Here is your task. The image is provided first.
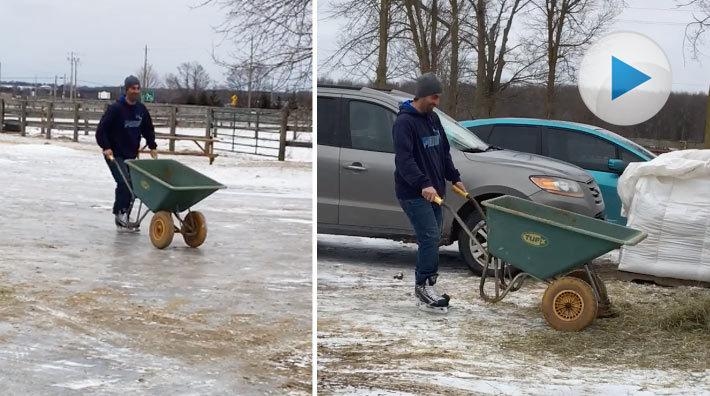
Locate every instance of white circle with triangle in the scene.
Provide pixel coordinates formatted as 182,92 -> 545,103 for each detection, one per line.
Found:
578,31 -> 672,126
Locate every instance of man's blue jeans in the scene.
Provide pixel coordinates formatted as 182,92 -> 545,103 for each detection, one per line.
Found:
104,156 -> 134,215
399,197 -> 443,285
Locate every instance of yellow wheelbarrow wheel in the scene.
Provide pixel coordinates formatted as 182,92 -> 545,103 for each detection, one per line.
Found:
542,277 -> 598,331
181,211 -> 207,248
149,211 -> 175,249
564,269 -> 615,318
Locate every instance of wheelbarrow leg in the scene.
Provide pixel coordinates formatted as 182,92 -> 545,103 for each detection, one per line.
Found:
583,264 -> 602,303
582,264 -> 616,318
479,255 -> 530,303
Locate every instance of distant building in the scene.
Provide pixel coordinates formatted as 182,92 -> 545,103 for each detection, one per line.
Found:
98,91 -> 111,100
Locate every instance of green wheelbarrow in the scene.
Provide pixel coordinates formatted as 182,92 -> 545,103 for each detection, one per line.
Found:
436,187 -> 647,331
109,156 -> 226,249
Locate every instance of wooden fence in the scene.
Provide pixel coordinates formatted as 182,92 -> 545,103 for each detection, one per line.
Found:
0,98 -> 312,163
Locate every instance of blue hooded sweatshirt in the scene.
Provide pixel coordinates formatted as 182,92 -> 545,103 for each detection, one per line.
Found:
96,95 -> 157,159
392,100 -> 461,200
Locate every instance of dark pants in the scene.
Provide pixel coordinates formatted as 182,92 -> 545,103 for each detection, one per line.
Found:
399,197 -> 443,285
105,156 -> 133,215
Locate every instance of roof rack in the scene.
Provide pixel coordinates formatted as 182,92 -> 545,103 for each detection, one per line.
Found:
316,84 -> 409,94
316,84 -> 363,90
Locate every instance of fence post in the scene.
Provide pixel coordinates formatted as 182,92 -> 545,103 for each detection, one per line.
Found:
278,107 -> 290,161
40,103 -> 45,136
169,106 -> 177,153
205,107 -> 213,138
20,100 -> 27,137
255,110 -> 260,155
231,110 -> 236,152
205,107 -> 214,163
0,99 -> 5,133
73,102 -> 80,141
292,111 -> 297,141
45,101 -> 54,139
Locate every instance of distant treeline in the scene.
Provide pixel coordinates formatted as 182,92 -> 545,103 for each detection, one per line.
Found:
319,78 -> 708,143
0,84 -> 312,110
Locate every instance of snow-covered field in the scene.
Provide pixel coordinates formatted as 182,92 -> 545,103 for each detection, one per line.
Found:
0,133 -> 312,394
317,235 -> 710,395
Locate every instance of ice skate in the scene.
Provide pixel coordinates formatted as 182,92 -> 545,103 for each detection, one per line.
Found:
415,275 -> 450,314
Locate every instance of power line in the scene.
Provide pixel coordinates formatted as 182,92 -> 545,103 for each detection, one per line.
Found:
627,6 -> 705,13
0,76 -> 56,80
617,19 -> 691,26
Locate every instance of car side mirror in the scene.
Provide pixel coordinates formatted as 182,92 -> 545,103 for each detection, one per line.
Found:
608,159 -> 628,174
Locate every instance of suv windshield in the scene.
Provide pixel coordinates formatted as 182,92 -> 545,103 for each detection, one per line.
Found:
389,91 -> 489,151
433,108 -> 490,152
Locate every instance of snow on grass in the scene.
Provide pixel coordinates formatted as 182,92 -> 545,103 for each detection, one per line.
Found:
317,234 -> 710,395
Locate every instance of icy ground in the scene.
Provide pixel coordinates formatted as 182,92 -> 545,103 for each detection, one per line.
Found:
0,133 -> 312,394
317,235 -> 710,395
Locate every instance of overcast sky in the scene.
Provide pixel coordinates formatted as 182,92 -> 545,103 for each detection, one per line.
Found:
0,0 -> 232,87
318,0 -> 710,93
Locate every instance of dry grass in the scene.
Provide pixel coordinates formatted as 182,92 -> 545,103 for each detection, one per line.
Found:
658,296 -> 710,332
501,281 -> 710,371
0,286 -> 12,301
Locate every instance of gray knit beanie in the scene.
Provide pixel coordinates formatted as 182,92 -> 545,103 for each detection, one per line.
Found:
124,75 -> 141,89
414,73 -> 442,98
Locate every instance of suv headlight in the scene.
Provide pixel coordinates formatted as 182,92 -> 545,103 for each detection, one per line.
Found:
530,176 -> 584,198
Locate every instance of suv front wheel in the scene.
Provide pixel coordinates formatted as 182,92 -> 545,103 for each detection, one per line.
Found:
457,211 -> 520,277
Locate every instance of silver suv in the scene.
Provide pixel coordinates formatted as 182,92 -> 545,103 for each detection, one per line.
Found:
317,86 -> 605,274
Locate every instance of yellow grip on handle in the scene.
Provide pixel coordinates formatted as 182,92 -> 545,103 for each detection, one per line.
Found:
452,184 -> 468,198
433,196 -> 443,205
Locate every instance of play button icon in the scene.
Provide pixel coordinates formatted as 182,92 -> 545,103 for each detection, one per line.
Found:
579,32 -> 672,126
611,56 -> 651,100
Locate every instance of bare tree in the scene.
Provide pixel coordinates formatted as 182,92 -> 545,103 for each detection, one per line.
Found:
402,0 -> 452,74
323,0 -> 411,85
136,63 -> 162,89
466,0 -> 541,117
226,62 -> 270,107
446,0 -> 461,112
199,0 -> 311,90
679,0 -> 710,59
526,0 -> 620,118
165,61 -> 212,92
678,0 -> 710,147
375,0 -> 392,87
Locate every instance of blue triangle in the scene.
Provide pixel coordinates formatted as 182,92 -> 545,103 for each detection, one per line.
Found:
611,56 -> 651,100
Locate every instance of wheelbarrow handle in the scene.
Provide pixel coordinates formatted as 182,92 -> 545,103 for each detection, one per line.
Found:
432,195 -> 480,247
452,184 -> 469,199
451,183 -> 487,222
106,154 -> 135,199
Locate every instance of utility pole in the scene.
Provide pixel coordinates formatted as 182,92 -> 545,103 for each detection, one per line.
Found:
143,45 -> 148,88
53,75 -> 57,99
74,55 -> 79,99
61,74 -> 66,99
67,52 -> 74,100
67,52 -> 80,101
247,36 -> 254,109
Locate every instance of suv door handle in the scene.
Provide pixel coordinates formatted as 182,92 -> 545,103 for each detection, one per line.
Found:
344,162 -> 367,171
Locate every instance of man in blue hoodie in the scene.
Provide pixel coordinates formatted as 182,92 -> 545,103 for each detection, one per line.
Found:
96,75 -> 158,230
393,73 -> 466,313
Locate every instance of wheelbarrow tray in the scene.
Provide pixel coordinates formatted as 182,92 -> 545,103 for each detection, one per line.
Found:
125,159 -> 226,213
482,195 -> 646,280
